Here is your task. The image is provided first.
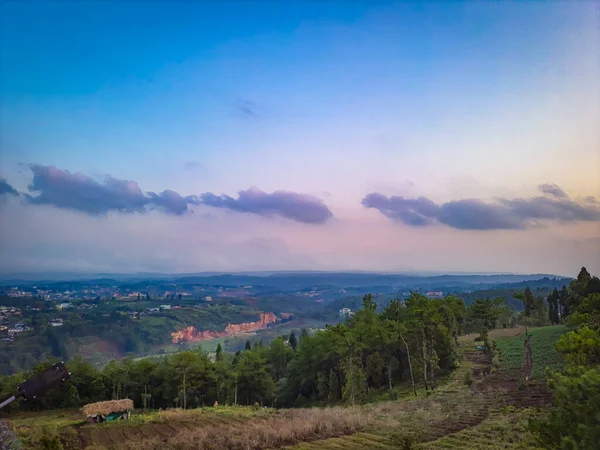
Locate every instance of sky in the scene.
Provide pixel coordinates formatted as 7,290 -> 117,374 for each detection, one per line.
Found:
0,1 -> 599,276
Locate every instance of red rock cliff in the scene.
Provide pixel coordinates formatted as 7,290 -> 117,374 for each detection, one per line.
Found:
171,312 -> 278,343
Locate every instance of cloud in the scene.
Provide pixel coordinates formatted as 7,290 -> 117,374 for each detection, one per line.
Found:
194,187 -> 334,224
22,164 -> 332,224
183,160 -> 205,172
26,164 -> 151,215
0,178 -> 19,197
234,98 -> 259,118
147,190 -> 190,215
538,183 -> 568,199
362,185 -> 600,230
361,193 -> 438,226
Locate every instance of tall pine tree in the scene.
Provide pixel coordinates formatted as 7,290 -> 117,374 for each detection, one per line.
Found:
288,332 -> 297,351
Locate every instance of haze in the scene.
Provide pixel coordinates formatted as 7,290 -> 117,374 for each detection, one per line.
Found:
1,1 -> 599,276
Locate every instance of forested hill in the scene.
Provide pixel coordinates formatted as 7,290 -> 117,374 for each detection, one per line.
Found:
0,273 -> 572,376
0,271 -> 564,289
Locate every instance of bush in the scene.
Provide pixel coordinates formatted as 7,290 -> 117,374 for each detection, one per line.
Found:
38,427 -> 64,450
59,427 -> 80,450
463,371 -> 473,387
530,366 -> 600,449
389,431 -> 415,450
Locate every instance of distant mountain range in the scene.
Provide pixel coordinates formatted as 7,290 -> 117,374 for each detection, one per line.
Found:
0,270 -> 567,287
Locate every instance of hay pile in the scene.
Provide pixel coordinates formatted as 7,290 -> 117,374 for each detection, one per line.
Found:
82,399 -> 134,416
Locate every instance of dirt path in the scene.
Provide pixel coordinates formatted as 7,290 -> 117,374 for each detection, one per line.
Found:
467,349 -> 554,410
287,345 -> 554,449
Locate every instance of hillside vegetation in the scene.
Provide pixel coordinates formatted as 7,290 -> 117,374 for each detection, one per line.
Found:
10,326 -> 558,449
1,266 -> 599,449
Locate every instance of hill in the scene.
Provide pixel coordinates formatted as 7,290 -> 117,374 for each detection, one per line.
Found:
0,274 -> 571,375
7,326 -> 563,449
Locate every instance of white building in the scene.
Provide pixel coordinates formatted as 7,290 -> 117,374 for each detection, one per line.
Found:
339,308 -> 354,319
57,302 -> 74,310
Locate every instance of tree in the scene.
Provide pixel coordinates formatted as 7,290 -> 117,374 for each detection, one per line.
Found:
547,288 -> 560,324
516,287 -> 535,317
362,293 -> 377,311
288,332 -> 297,351
170,351 -> 199,409
215,343 -> 223,362
566,267 -> 594,315
467,298 -> 507,331
267,337 -> 292,382
235,348 -> 276,406
585,276 -> 600,296
555,326 -> 600,367
531,366 -> 600,449
568,293 -> 600,330
300,328 -> 310,343
559,285 -> 569,319
244,340 -> 252,351
342,356 -> 367,404
328,368 -> 341,401
531,267 -> 600,448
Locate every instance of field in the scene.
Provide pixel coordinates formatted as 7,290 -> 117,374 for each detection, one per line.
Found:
494,325 -> 567,380
7,326 -> 565,449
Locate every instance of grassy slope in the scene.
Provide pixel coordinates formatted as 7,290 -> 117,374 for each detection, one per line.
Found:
10,326 -> 566,449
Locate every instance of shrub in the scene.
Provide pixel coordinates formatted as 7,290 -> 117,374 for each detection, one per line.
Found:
59,427 -> 80,450
530,366 -> 600,449
463,371 -> 473,387
389,431 -> 415,450
38,427 -> 64,450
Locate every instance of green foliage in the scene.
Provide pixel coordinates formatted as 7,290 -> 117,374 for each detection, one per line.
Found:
341,356 -> 368,404
531,366 -> 600,449
530,267 -> 600,449
466,297 -> 508,333
548,288 -> 560,324
0,292 -> 470,412
568,293 -> 600,330
32,426 -> 66,450
555,326 -> 600,366
514,287 -> 548,326
288,331 -> 297,351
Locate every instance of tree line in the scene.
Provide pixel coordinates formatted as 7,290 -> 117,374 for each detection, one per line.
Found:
531,267 -> 600,449
0,292 -> 515,413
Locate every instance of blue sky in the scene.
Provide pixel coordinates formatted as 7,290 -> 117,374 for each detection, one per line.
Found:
0,1 -> 599,275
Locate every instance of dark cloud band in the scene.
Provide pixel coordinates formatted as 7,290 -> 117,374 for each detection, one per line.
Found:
0,178 -> 19,197
362,184 -> 600,230
193,188 -> 333,224
22,164 -> 332,224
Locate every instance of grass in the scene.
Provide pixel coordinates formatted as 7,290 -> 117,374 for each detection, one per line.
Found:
8,408 -> 85,429
124,407 -> 370,450
494,325 -> 567,379
418,407 -> 547,449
